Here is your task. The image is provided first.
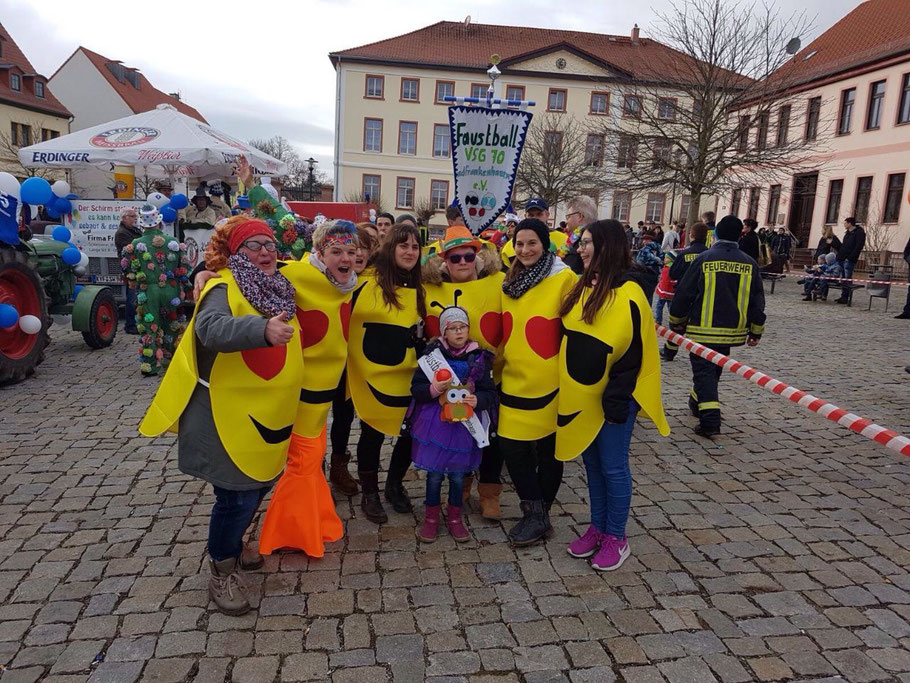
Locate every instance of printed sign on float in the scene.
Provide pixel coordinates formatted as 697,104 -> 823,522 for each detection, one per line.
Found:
448,106 -> 532,235
65,199 -> 145,257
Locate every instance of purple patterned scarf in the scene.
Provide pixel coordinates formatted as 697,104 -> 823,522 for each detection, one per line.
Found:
227,252 -> 296,319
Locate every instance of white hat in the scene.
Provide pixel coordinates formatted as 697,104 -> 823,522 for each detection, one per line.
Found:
138,203 -> 160,229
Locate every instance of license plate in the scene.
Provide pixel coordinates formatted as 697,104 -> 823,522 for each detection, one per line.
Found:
93,275 -> 122,284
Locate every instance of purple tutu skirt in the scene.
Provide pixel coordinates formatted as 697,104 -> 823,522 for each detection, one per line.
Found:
410,401 -> 483,474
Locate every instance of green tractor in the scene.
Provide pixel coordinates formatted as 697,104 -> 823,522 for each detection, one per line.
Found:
0,236 -> 118,385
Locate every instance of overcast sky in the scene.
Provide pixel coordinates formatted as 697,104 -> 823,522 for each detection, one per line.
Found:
4,0 -> 862,175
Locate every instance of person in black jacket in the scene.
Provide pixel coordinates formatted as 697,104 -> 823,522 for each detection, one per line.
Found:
115,207 -> 142,335
814,225 -> 842,261
770,227 -> 793,272
669,215 -> 766,437
738,218 -> 760,262
835,217 -> 866,303
896,235 -> 910,319
661,221 -> 710,361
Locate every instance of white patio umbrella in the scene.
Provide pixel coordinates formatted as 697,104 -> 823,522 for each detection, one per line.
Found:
18,103 -> 287,180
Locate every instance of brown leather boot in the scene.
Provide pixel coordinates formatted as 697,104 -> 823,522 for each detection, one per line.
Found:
462,473 -> 474,506
329,450 -> 359,496
358,470 -> 388,524
209,557 -> 250,616
477,483 -> 503,520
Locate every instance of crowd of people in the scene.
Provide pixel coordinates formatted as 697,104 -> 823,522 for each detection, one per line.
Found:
133,155 -> 776,616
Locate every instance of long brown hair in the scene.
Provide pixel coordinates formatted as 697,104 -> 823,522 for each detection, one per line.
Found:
559,219 -> 631,324
372,222 -> 426,317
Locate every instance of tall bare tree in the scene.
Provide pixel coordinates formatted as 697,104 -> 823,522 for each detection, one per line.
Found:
514,113 -> 612,214
594,0 -> 825,227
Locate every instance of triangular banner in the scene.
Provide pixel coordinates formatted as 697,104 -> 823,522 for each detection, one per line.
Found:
448,106 -> 532,235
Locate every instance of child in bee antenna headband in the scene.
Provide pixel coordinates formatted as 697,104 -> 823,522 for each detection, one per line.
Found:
408,301 -> 496,544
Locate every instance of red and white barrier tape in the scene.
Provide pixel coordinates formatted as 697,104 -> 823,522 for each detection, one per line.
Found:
769,273 -> 909,286
656,325 -> 910,458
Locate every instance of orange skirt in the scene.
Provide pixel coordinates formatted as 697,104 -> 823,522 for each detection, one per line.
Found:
259,426 -> 343,557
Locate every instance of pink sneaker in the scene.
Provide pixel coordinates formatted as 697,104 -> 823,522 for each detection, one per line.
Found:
590,534 -> 630,571
568,525 -> 602,558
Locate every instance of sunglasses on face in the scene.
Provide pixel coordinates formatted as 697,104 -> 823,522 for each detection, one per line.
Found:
446,252 -> 476,264
242,239 -> 278,252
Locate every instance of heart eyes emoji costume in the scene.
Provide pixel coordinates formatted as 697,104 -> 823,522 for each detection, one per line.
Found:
556,280 -> 670,460
498,267 -> 577,441
139,269 -> 304,483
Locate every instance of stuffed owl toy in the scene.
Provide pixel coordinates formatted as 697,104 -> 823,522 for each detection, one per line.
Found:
441,384 -> 474,422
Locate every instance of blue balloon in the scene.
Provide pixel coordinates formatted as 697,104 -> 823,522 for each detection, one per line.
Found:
168,193 -> 189,210
74,285 -> 84,298
20,177 -> 53,205
0,303 -> 19,328
160,206 -> 177,224
50,196 -> 72,214
51,225 -> 71,242
62,246 -> 81,265
46,206 -> 61,219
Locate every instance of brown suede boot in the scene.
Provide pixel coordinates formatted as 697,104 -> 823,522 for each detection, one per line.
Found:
477,483 -> 503,520
329,450 -> 359,496
462,473 -> 474,506
209,557 -> 250,616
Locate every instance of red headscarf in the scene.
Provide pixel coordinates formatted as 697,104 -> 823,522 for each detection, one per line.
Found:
227,219 -> 274,254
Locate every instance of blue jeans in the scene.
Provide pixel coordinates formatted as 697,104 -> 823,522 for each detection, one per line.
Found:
839,260 -> 855,280
124,285 -> 138,331
654,298 -> 670,324
425,471 -> 465,507
208,485 -> 270,561
581,404 -> 638,537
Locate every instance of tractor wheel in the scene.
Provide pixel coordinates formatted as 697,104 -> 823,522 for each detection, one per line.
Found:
0,248 -> 51,385
81,287 -> 118,349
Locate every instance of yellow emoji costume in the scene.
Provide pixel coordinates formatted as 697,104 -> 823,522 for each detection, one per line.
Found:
556,281 -> 670,460
347,279 -> 421,436
280,260 -> 353,438
498,267 -> 577,441
140,270 -> 303,482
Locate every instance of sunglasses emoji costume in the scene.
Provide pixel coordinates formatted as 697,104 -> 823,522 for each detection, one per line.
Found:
556,281 -> 670,460
140,270 -> 304,482
347,279 -> 423,436
498,266 -> 577,441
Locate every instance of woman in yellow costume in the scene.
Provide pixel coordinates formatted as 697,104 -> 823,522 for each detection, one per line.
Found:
558,219 -> 669,571
348,223 -> 425,523
422,225 -> 505,519
499,218 -> 576,546
139,216 -> 302,616
257,220 -> 362,557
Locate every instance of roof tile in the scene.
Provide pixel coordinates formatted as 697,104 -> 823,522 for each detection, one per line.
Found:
0,22 -> 71,117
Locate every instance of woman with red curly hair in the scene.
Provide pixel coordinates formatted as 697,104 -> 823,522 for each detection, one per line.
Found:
140,215 -> 303,616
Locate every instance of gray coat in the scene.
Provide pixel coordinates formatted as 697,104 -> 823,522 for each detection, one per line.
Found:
177,284 -> 276,491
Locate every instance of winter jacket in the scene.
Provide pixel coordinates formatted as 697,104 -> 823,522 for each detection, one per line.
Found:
185,205 -> 218,226
210,196 -> 232,221
814,235 -> 842,261
667,238 -> 709,284
661,230 -> 680,252
669,240 -> 766,346
771,233 -> 793,259
635,241 -> 664,273
115,220 -> 142,257
738,231 -> 760,262
837,226 -> 866,263
655,252 -> 678,300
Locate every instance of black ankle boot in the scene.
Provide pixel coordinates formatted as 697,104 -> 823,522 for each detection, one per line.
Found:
508,500 -> 548,546
358,470 -> 388,524
384,479 -> 413,513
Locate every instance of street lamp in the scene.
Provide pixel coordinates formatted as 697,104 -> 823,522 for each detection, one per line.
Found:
305,157 -> 318,201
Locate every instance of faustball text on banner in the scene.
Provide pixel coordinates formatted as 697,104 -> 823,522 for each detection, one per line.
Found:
448,106 -> 532,235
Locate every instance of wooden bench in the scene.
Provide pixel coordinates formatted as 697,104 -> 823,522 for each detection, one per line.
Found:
761,272 -> 786,294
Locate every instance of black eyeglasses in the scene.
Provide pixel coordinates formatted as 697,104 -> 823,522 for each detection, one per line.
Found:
242,239 -> 278,252
446,252 -> 476,264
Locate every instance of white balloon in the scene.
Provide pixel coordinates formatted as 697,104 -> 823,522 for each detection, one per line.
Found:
146,192 -> 169,208
78,252 -> 90,268
18,314 -> 41,334
51,180 -> 71,198
0,172 -> 20,200
74,265 -> 87,275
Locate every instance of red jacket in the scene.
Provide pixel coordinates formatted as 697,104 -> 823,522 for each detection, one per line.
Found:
655,259 -> 676,300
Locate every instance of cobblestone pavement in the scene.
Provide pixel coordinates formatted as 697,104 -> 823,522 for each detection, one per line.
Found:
2,279 -> 910,683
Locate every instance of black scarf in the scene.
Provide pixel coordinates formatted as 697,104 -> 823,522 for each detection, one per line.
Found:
502,251 -> 555,299
227,252 -> 296,319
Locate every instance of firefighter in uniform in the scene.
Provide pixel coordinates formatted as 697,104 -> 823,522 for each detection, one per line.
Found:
669,215 -> 766,437
661,222 -> 711,361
